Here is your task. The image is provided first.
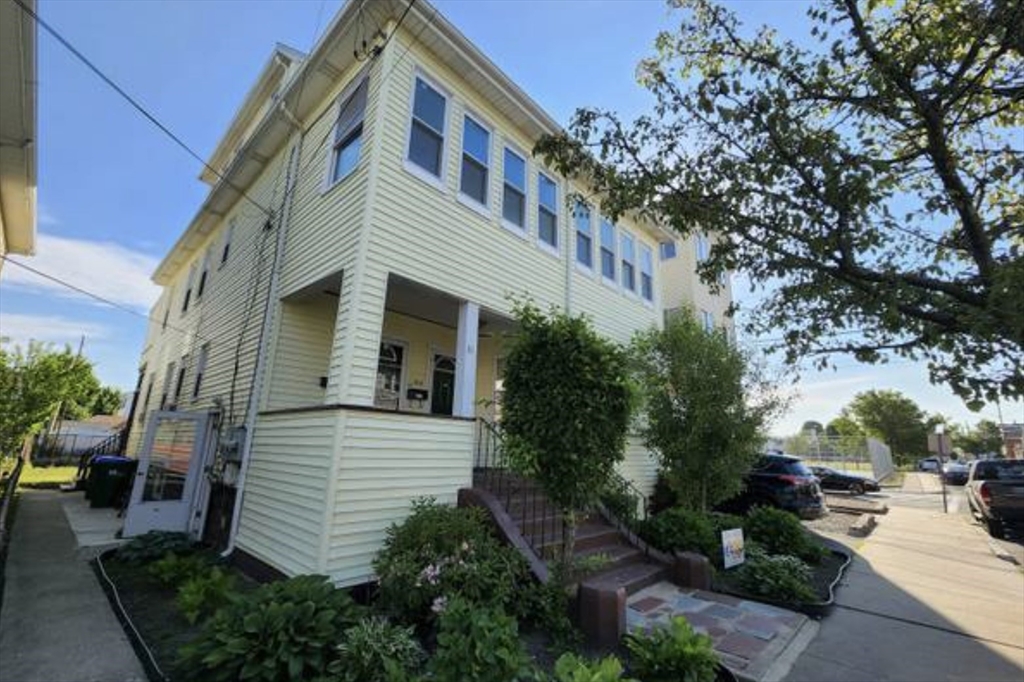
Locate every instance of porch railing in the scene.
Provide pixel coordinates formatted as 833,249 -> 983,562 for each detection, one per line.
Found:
600,468 -> 650,527
473,419 -> 566,562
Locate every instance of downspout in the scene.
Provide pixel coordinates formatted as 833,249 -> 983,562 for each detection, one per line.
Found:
564,184 -> 573,314
222,129 -> 303,558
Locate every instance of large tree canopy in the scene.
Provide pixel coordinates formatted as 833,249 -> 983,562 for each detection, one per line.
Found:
847,389 -> 930,461
536,0 -> 1024,407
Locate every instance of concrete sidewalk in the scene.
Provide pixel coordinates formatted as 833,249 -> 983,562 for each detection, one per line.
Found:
0,490 -> 145,682
786,502 -> 1024,682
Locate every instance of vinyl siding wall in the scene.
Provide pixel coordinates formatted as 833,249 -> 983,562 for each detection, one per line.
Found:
128,137 -> 298,455
264,295 -> 337,410
617,435 -> 660,499
235,410 -> 337,576
325,409 -> 474,585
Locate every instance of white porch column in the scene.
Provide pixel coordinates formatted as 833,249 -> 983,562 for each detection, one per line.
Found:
453,301 -> 479,418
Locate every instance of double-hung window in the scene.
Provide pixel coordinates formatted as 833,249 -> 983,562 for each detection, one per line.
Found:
173,357 -> 188,406
331,76 -> 369,183
460,115 -> 490,206
621,232 -> 636,292
192,344 -> 209,401
696,233 -> 710,262
600,218 -> 616,281
196,248 -> 212,300
159,362 -> 175,410
660,241 -> 677,260
537,173 -> 558,250
502,148 -> 526,229
408,76 -> 447,178
220,220 -> 234,266
575,202 -> 592,268
701,309 -> 715,333
640,244 -> 654,302
181,262 -> 197,313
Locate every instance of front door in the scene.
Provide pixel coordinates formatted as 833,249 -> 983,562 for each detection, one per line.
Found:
123,411 -> 213,537
431,355 -> 456,416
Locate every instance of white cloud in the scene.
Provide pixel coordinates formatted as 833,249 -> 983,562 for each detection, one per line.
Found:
1,233 -> 161,311
0,313 -> 109,348
37,203 -> 60,226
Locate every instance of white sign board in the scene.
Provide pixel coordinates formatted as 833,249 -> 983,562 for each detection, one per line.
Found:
722,528 -> 745,569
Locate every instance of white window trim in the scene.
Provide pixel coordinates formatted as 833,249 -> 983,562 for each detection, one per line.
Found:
403,68 -> 450,190
500,142 -> 529,235
218,219 -> 234,269
191,344 -> 209,402
196,248 -> 212,301
620,230 -> 638,296
574,201 -> 594,273
457,109 -> 493,212
536,170 -> 560,256
599,217 -> 618,287
639,242 -> 655,306
322,71 -> 371,193
376,337 -> 410,411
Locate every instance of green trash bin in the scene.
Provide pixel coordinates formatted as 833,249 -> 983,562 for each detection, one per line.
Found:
87,457 -> 137,509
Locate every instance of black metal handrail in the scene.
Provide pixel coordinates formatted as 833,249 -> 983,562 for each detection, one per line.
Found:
473,419 -> 567,562
72,429 -> 129,482
601,468 -> 650,526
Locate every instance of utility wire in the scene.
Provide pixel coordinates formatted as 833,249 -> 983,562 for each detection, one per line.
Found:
0,254 -> 213,347
12,0 -> 275,220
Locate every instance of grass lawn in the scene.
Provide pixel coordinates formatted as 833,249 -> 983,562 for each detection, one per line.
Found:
17,463 -> 79,488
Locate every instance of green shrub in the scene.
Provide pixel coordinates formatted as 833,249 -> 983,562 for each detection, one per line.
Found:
554,653 -> 637,682
516,577 -> 580,650
373,498 -> 528,625
117,531 -> 195,564
176,567 -> 237,625
625,616 -> 719,682
743,506 -> 827,563
637,508 -> 718,560
428,598 -> 531,682
734,547 -> 817,603
178,575 -> 364,682
147,552 -> 213,587
600,476 -> 642,526
325,616 -> 424,682
707,512 -> 744,537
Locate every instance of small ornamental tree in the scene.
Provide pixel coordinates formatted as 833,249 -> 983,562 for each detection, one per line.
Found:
501,303 -> 632,559
631,310 -> 785,512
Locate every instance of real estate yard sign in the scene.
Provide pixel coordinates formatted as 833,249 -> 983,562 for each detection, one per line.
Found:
722,528 -> 745,569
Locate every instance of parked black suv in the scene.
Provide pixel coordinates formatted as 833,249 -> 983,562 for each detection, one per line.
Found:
720,454 -> 827,519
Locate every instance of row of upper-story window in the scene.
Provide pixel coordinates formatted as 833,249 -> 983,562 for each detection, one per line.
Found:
136,342 -> 211,427
158,220 -> 237,330
323,67 -> 660,304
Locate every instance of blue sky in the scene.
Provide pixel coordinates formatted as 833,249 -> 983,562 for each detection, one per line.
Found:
0,0 -> 1018,435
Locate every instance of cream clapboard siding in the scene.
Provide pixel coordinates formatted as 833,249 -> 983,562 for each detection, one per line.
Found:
325,409 -> 474,585
235,411 -> 337,575
660,233 -> 733,332
616,436 -> 659,499
264,295 -> 337,409
127,137 -> 297,456
278,58 -> 378,298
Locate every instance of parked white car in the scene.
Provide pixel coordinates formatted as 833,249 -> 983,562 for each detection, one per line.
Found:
918,457 -> 941,472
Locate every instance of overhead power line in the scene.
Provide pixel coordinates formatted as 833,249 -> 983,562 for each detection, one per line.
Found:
12,0 -> 275,219
0,254 -> 212,346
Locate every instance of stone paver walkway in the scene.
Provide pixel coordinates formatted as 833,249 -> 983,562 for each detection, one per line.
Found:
627,582 -> 815,681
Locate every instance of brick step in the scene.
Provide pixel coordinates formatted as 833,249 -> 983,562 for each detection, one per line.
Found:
573,521 -> 623,552
573,542 -> 644,571
582,560 -> 668,596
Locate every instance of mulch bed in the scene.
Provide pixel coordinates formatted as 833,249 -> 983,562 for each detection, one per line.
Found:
712,548 -> 851,618
96,555 -> 203,681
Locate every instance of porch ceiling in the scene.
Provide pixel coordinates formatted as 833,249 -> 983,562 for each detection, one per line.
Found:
385,274 -> 515,336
